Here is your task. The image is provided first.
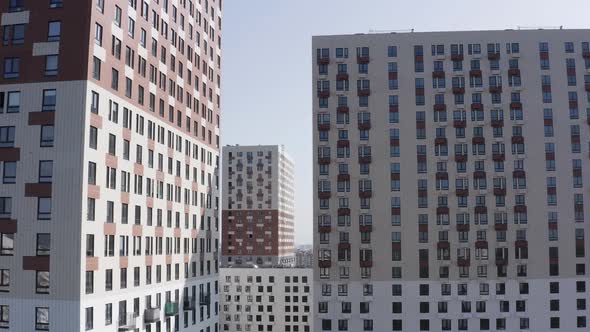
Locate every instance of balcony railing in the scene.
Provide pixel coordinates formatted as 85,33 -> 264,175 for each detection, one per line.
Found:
183,297 -> 195,310
199,293 -> 211,306
164,302 -> 179,316
144,307 -> 161,323
118,313 -> 137,331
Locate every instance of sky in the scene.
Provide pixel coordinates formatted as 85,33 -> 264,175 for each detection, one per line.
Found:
221,0 -> 590,245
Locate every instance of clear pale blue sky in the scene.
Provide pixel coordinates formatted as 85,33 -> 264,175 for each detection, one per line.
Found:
221,0 -> 590,245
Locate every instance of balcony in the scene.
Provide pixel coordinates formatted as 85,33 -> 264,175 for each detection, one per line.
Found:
434,137 -> 447,145
472,136 -> 485,145
457,258 -> 470,267
511,136 -> 524,144
473,171 -> 486,179
164,302 -> 179,316
491,119 -> 504,128
494,223 -> 508,231
199,293 -> 211,306
389,105 -> 399,113
433,104 -> 446,112
317,123 -> 330,131
492,153 -> 505,162
318,191 -> 331,199
437,241 -> 450,249
436,172 -> 448,180
437,206 -> 450,215
357,89 -> 371,97
318,225 -> 331,233
388,71 -> 398,79
510,102 -> 522,109
515,240 -> 528,248
358,121 -> 371,130
487,52 -> 500,60
338,242 -> 351,250
456,224 -> 470,232
317,90 -> 330,98
539,51 -> 549,60
452,87 -> 465,94
118,313 -> 137,331
585,84 -> 590,92
359,190 -> 372,198
318,157 -> 331,165
451,54 -> 464,61
318,259 -> 331,268
360,260 -> 373,268
337,173 -> 350,181
495,257 -> 508,266
357,55 -> 370,64
583,51 -> 590,59
359,224 -> 372,233
453,120 -> 466,128
338,208 -> 350,216
475,206 -> 487,214
144,307 -> 161,324
317,57 -> 330,65
494,188 -> 506,196
489,85 -> 502,94
336,73 -> 349,81
358,156 -> 372,164
337,106 -> 349,113
456,189 -> 469,197
508,68 -> 520,76
470,102 -> 483,111
475,240 -> 488,249
512,170 -> 526,178
514,205 -> 527,213
454,154 -> 467,162
469,69 -> 482,77
432,70 -> 445,78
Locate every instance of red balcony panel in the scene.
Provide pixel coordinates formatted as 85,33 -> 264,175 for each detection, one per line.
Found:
539,51 -> 549,60
456,189 -> 469,197
547,187 -> 557,195
514,205 -> 527,213
359,224 -> 372,233
435,137 -> 447,145
437,241 -> 450,249
391,173 -> 400,181
567,67 -> 576,76
318,192 -> 331,199
437,206 -> 450,215
475,240 -> 488,249
457,258 -> 470,267
358,156 -> 372,164
432,70 -> 445,78
0,219 -> 17,233
25,183 -> 52,197
545,152 -> 555,160
417,155 -> 427,162
494,188 -> 506,196
487,52 -> 500,60
28,111 -> 55,126
416,121 -> 426,129
549,257 -> 559,265
569,100 -> 578,109
418,190 -> 428,198
358,122 -> 371,130
338,208 -> 350,216
475,206 -> 487,214
391,207 -> 401,215
318,260 -> 331,268
508,68 -> 521,76
433,104 -> 447,112
571,135 -> 581,144
456,224 -> 470,232
359,190 -> 372,199
357,56 -> 370,64
573,169 -> 582,177
548,222 -> 558,230
510,102 -> 522,109
318,226 -> 331,233
542,84 -> 552,93
473,171 -> 486,179
317,57 -> 330,65
318,157 -> 331,165
455,154 -> 468,162
471,103 -> 483,111
495,258 -> 508,266
336,73 -> 349,81
583,51 -> 590,59
415,54 -> 424,62
469,69 -> 482,77
515,240 -> 528,248
574,204 -> 584,212
338,242 -> 351,250
451,54 -> 464,61
317,123 -> 330,131
337,173 -> 350,182
415,87 -> 425,96
360,260 -> 373,268
513,170 -> 526,178
317,91 -> 330,98
0,148 -> 20,162
388,72 -> 398,80
337,140 -> 349,148
489,86 -> 502,94
389,105 -> 399,113
357,89 -> 371,97
587,118 -> 590,125
418,224 -> 428,232
511,136 -> 524,144
419,260 -> 429,268
390,138 -> 400,146
436,172 -> 448,180
472,136 -> 485,145
494,223 -> 508,231
452,87 -> 465,94
337,106 -> 349,113
23,256 -> 50,271
576,239 -> 585,248
585,84 -> 590,92
491,120 -> 504,128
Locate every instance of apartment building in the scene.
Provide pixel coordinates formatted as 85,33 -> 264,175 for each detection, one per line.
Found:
0,0 -> 221,331
295,247 -> 313,268
220,266 -> 313,332
221,145 -> 295,266
312,29 -> 589,331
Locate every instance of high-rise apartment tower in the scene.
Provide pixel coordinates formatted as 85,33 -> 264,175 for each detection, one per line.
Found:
313,29 -> 589,332
0,0 -> 222,330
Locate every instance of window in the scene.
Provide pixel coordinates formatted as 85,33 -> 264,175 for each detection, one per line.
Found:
0,233 -> 14,256
114,6 -> 122,27
85,307 -> 93,331
0,270 -> 9,291
111,68 -> 119,90
92,57 -> 101,80
85,271 -> 94,294
40,125 -> 54,147
6,91 -> 20,113
128,17 -> 135,37
94,23 -> 103,46
0,127 -> 15,147
35,307 -> 49,330
36,271 -> 50,294
38,161 -> 53,183
49,0 -> 63,8
3,24 -> 25,45
44,55 -> 58,76
3,57 -> 20,79
96,0 -> 104,12
2,162 -> 16,184
47,21 -> 61,41
42,90 -> 56,112
37,197 -> 51,220
8,0 -> 25,12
